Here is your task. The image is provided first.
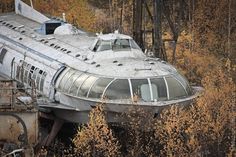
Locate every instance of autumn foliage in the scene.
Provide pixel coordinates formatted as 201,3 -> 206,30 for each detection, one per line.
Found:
73,104 -> 120,157
0,0 -> 235,156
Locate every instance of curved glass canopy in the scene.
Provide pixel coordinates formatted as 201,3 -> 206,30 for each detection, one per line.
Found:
57,69 -> 192,102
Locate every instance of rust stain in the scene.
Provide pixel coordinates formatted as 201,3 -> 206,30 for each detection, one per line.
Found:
0,117 -> 22,144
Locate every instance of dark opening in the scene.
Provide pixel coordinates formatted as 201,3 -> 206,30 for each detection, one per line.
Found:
45,23 -> 61,35
0,48 -> 7,64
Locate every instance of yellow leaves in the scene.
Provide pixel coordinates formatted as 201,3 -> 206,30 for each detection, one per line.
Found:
152,64 -> 235,156
73,104 -> 121,156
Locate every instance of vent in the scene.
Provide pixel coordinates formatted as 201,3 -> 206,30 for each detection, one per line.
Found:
20,30 -> 25,34
50,43 -> 55,47
113,60 -> 118,63
75,54 -> 80,57
117,63 -> 123,66
149,62 -> 155,65
54,45 -> 60,49
0,48 -> 7,64
161,61 -> 166,64
67,51 -> 71,54
91,61 -> 96,64
96,64 -> 100,67
18,37 -> 23,40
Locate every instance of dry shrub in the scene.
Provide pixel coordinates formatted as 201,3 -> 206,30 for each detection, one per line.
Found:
118,107 -> 159,157
154,105 -> 199,156
158,38 -> 236,156
154,66 -> 235,156
73,104 -> 121,157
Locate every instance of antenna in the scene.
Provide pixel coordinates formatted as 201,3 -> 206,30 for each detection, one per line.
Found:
30,0 -> 34,8
62,13 -> 66,22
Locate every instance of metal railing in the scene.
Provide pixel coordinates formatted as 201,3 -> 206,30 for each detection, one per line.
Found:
0,79 -> 36,109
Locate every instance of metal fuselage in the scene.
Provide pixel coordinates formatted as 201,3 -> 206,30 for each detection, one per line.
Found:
0,1 -> 201,123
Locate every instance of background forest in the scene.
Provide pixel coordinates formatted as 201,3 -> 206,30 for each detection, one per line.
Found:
0,0 -> 235,156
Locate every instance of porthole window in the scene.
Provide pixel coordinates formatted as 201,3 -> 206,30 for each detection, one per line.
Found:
105,79 -> 131,100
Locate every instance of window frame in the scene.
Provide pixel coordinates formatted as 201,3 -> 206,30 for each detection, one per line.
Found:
76,74 -> 90,96
67,72 -> 83,95
87,77 -> 114,99
103,79 -> 132,100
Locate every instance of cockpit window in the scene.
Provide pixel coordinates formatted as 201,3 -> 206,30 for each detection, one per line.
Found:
112,39 -> 130,51
93,40 -> 111,52
130,39 -> 141,50
93,39 -> 141,52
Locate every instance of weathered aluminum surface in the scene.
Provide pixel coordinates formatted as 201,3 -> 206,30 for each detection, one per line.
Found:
0,0 -> 203,124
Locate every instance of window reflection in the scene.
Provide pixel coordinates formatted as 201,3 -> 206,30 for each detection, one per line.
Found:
112,39 -> 130,51
105,79 -> 131,100
59,69 -> 74,90
150,78 -> 167,101
93,39 -> 141,52
88,78 -> 113,99
78,76 -> 98,97
64,72 -> 81,93
131,79 -> 151,101
166,77 -> 187,99
174,74 -> 192,95
69,74 -> 89,96
57,70 -> 192,101
62,71 -> 77,92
